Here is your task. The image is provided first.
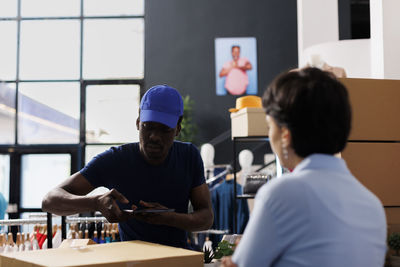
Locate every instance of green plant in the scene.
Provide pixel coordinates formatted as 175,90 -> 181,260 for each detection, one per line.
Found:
203,246 -> 214,263
389,232 -> 400,256
176,95 -> 197,144
213,240 -> 236,260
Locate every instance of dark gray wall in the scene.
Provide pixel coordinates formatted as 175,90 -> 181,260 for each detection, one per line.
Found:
145,0 -> 298,164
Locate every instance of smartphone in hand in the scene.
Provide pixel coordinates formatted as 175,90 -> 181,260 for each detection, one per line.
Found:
124,208 -> 175,214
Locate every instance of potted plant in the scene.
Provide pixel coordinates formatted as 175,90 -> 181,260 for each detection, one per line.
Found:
388,232 -> 400,267
176,95 -> 197,144
213,240 -> 236,262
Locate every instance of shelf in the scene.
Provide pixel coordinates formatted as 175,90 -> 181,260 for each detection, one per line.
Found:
236,194 -> 255,199
232,136 -> 275,233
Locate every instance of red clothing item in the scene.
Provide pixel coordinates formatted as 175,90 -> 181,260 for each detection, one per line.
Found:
38,233 -> 47,249
35,231 -> 43,245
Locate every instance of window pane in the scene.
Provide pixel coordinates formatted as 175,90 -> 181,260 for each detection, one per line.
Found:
0,21 -> 17,80
18,82 -> 80,144
85,145 -> 113,164
20,20 -> 80,80
0,155 -> 10,204
0,0 -> 17,17
86,85 -> 139,143
0,83 -> 16,144
84,0 -> 144,16
21,0 -> 80,17
21,154 -> 71,208
83,19 -> 144,79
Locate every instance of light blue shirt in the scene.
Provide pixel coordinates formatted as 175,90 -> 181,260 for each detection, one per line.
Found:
232,154 -> 387,267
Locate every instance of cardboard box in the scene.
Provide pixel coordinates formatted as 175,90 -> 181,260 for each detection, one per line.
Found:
0,240 -> 203,267
340,78 -> 400,141
341,142 -> 400,206
231,107 -> 268,138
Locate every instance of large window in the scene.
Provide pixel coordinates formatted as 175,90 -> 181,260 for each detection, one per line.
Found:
21,154 -> 71,209
0,0 -> 144,219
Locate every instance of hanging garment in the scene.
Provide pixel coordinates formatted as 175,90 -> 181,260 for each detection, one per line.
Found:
32,233 -> 40,250
111,231 -> 118,242
38,232 -> 47,249
42,239 -> 48,249
18,233 -> 25,252
92,230 -> 99,244
211,179 -> 249,234
99,231 -> 106,244
30,226 -> 37,243
52,226 -> 62,249
24,235 -> 32,251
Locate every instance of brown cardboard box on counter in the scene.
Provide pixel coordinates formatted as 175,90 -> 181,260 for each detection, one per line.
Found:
231,107 -> 268,138
0,240 -> 203,267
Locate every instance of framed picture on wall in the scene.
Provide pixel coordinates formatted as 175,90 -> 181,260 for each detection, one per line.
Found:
215,37 -> 258,96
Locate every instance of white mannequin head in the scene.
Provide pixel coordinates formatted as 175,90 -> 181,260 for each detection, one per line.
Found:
309,54 -> 325,69
239,149 -> 253,170
200,143 -> 215,168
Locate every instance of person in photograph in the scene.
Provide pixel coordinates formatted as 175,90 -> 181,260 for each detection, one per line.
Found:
222,68 -> 386,267
219,45 -> 252,95
42,85 -> 213,249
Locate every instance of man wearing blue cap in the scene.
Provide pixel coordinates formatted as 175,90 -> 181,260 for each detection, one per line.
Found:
42,85 -> 213,249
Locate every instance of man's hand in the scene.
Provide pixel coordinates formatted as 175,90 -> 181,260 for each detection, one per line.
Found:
95,189 -> 134,223
132,200 -> 173,225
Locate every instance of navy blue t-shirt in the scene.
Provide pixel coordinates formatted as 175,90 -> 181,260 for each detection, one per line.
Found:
80,141 -> 205,248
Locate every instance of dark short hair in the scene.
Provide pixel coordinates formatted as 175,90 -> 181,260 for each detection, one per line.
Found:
262,67 -> 352,157
231,45 -> 240,51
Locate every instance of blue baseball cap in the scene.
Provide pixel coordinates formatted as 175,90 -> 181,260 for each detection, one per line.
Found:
140,85 -> 184,129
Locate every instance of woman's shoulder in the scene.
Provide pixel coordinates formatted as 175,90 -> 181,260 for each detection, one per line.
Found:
256,173 -> 310,203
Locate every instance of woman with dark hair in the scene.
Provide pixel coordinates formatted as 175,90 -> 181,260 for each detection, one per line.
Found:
222,68 -> 386,267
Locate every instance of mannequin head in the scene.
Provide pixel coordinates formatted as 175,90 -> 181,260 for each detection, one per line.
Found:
200,143 -> 215,168
309,54 -> 325,69
239,149 -> 253,170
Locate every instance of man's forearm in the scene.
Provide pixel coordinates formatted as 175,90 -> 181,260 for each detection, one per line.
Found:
42,188 -> 98,216
162,208 -> 213,231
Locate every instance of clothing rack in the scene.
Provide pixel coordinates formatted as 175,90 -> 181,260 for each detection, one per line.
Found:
0,213 -> 55,248
62,215 -> 108,241
206,165 -> 232,185
0,218 -> 49,226
65,216 -> 108,224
